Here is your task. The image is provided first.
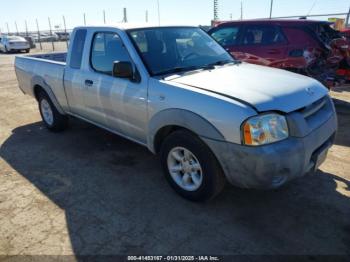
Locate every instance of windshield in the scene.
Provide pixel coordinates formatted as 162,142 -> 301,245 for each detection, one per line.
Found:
127,27 -> 235,76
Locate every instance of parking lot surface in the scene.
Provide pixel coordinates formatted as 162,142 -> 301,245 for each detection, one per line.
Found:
0,51 -> 349,256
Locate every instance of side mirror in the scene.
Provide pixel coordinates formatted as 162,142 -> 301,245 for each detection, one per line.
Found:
113,61 -> 134,79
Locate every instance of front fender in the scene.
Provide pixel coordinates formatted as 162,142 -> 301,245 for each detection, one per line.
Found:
147,108 -> 225,153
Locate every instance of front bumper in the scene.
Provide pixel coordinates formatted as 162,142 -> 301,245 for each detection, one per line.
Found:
202,108 -> 337,189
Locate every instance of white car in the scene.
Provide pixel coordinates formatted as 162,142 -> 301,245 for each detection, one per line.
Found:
0,35 -> 30,53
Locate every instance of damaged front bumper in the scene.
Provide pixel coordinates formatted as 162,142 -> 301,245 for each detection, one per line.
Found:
202,96 -> 338,189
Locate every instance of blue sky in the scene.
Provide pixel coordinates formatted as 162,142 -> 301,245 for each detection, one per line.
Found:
0,0 -> 349,32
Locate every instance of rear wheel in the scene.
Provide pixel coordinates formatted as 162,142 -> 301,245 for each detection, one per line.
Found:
160,130 -> 226,201
38,91 -> 68,132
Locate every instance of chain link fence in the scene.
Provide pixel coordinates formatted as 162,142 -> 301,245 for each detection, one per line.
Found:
1,15 -> 78,53
1,29 -> 72,53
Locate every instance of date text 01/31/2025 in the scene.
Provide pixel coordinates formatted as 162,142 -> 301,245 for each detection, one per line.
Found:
127,256 -> 221,261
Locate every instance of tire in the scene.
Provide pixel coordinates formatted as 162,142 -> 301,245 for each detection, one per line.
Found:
160,130 -> 226,202
37,91 -> 68,132
25,49 -> 30,53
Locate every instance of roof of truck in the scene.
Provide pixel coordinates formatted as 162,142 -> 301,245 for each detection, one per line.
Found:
75,23 -> 197,30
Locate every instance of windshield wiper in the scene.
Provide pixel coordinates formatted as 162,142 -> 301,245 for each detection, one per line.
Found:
153,66 -> 200,76
153,60 -> 240,77
201,59 -> 240,69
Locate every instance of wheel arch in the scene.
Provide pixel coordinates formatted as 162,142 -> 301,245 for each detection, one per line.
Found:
31,76 -> 66,115
148,109 -> 225,154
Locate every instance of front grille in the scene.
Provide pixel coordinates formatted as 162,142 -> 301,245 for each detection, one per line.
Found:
297,95 -> 334,133
299,96 -> 328,119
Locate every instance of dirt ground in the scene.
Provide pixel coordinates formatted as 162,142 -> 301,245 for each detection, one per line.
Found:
0,50 -> 349,257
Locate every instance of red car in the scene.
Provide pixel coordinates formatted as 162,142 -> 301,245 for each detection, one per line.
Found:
208,19 -> 350,86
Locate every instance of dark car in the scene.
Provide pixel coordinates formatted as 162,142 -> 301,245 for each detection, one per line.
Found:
23,36 -> 36,49
208,19 -> 350,86
55,32 -> 70,41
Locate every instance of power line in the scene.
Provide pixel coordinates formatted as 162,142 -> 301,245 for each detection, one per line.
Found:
268,12 -> 348,19
307,0 -> 318,16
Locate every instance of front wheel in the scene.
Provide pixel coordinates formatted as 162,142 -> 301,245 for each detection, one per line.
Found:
38,91 -> 68,132
160,130 -> 226,201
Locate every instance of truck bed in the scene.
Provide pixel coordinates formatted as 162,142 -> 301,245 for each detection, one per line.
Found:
15,52 -> 69,110
25,52 -> 67,63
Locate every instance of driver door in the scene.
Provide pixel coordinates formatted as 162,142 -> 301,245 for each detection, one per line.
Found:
80,31 -> 148,143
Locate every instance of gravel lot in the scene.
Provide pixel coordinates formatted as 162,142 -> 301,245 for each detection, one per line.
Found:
0,50 -> 349,257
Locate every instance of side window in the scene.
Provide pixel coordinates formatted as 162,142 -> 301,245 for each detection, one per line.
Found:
130,31 -> 148,53
243,25 -> 286,45
70,29 -> 87,69
91,32 -> 130,75
283,27 -> 316,46
210,26 -> 240,46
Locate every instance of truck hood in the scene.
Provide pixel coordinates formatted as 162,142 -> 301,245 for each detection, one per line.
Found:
168,63 -> 328,113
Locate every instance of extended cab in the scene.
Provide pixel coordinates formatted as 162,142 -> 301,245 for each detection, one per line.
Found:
15,25 -> 337,201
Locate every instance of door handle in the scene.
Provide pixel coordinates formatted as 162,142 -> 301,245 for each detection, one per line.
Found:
85,79 -> 93,87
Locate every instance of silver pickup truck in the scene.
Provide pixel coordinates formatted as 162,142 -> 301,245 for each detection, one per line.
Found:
15,25 -> 337,201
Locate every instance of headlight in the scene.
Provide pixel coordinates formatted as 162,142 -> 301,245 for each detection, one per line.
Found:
242,113 -> 289,146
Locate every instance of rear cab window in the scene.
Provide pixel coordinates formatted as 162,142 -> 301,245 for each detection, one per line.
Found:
70,29 -> 87,69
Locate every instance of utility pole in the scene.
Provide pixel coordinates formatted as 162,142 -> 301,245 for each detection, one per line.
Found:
214,0 -> 219,21
36,19 -> 42,50
269,0 -> 274,19
240,1 -> 243,20
84,13 -> 86,25
157,0 -> 161,25
123,8 -> 128,23
103,10 -> 106,24
48,17 -> 55,51
15,22 -> 19,35
62,16 -> 68,49
6,23 -> 10,34
25,20 -> 28,36
145,10 -> 149,23
48,17 -> 52,36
